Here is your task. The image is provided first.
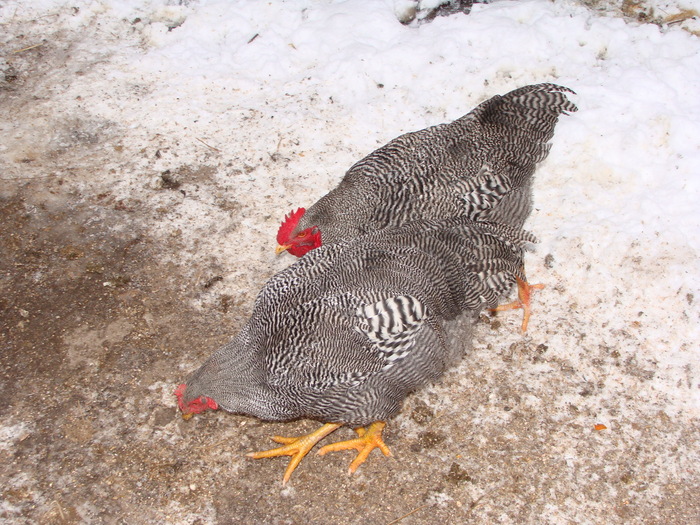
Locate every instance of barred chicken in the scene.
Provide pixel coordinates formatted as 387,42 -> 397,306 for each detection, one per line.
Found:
276,83 -> 576,329
177,217 -> 535,483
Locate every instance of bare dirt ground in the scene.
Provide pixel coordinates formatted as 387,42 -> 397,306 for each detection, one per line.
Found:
1,3 -> 698,524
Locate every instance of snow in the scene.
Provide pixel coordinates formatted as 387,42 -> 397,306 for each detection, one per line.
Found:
8,0 -> 699,372
1,0 -> 699,522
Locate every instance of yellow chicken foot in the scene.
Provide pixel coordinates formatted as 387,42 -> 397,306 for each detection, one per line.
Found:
317,421 -> 392,474
491,277 -> 544,332
247,422 -> 342,484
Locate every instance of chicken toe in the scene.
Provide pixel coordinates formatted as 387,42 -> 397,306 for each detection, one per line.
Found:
491,277 -> 544,332
317,421 -> 392,474
247,422 -> 342,484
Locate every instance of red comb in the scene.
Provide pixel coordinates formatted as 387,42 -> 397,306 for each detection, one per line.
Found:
277,208 -> 305,244
174,383 -> 187,410
174,383 -> 219,414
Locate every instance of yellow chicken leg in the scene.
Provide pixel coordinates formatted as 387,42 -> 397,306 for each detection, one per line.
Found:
491,277 -> 544,332
247,422 -> 342,484
317,421 -> 392,474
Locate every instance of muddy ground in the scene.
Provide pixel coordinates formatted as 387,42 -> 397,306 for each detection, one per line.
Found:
1,3 -> 699,524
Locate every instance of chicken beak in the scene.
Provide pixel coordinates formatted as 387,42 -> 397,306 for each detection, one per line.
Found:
181,413 -> 194,421
275,243 -> 291,255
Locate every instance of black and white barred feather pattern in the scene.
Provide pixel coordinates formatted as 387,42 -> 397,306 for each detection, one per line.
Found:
292,83 -> 576,243
180,217 -> 534,427
355,295 -> 426,362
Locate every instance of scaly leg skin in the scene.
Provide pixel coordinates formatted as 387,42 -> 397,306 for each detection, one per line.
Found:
247,422 -> 342,484
317,421 -> 392,474
491,277 -> 545,332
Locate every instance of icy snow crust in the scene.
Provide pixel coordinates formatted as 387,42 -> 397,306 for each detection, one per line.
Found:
1,0 -> 698,523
